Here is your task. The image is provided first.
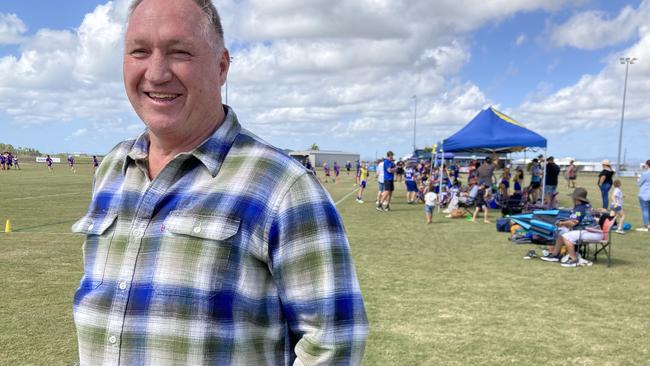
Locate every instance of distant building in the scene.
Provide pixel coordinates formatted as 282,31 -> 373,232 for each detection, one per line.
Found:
289,150 -> 360,168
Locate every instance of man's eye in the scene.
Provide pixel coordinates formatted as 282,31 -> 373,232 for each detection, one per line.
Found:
129,49 -> 149,57
172,50 -> 192,57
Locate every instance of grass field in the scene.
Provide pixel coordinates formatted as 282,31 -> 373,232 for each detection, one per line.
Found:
1,162 -> 649,365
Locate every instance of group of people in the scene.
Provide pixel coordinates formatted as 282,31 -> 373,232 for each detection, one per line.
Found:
346,152 -> 650,237
42,154 -> 100,173
0,151 -> 19,170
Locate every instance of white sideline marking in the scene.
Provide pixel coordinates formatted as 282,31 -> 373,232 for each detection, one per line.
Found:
335,188 -> 359,206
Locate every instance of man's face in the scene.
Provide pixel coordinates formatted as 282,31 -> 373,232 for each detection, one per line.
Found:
123,0 -> 229,138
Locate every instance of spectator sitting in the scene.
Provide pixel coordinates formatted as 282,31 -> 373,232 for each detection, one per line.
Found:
541,187 -> 594,266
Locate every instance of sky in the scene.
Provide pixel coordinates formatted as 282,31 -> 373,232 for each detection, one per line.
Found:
0,0 -> 649,163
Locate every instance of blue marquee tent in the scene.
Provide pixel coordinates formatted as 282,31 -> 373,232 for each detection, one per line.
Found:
436,107 -> 546,153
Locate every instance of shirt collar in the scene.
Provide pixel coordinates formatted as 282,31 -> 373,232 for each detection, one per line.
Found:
124,105 -> 242,177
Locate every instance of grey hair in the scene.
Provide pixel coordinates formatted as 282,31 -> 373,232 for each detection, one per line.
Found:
127,0 -> 225,51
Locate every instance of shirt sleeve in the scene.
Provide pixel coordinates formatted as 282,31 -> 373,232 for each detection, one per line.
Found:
267,172 -> 368,365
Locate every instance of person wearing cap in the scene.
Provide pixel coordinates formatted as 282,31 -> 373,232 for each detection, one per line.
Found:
598,159 -> 615,209
541,187 -> 595,267
637,159 -> 650,232
544,156 -> 561,208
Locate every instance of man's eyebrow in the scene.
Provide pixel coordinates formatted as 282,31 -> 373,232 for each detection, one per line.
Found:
125,39 -> 195,48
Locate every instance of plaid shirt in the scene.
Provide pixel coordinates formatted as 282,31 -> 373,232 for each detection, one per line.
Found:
72,107 -> 367,365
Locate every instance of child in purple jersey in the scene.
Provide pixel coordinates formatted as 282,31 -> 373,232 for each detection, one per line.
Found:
333,161 -> 340,184
92,155 -> 99,172
6,153 -> 13,170
0,153 -> 5,170
67,155 -> 77,174
322,162 -> 330,183
46,155 -> 53,173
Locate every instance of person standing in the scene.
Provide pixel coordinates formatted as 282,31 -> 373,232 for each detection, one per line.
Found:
322,162 -> 330,183
45,154 -> 53,173
375,158 -> 385,206
377,151 -> 395,212
92,155 -> 99,173
404,163 -> 418,204
356,162 -> 369,203
610,179 -> 626,234
544,156 -> 560,208
597,159 -> 615,209
476,154 -> 498,187
528,158 -> 542,203
71,1 -> 367,364
333,161 -> 340,184
637,159 -> 650,232
565,160 -> 577,188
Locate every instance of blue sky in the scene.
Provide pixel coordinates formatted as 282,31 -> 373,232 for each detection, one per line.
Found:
0,0 -> 648,164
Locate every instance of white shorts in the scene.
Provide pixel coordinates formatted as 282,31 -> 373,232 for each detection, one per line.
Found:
562,230 -> 603,244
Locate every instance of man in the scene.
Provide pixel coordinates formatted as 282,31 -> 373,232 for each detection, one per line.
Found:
544,156 -> 560,208
377,151 -> 395,212
476,154 -> 498,187
541,187 -> 595,267
71,1 -> 367,364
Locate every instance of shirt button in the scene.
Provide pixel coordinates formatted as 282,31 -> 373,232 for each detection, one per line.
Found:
118,281 -> 127,290
88,224 -> 94,231
193,226 -> 202,234
132,228 -> 144,237
108,335 -> 117,344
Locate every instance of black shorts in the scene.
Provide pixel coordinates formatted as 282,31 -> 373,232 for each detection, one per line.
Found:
384,180 -> 395,192
531,182 -> 541,189
396,168 -> 404,175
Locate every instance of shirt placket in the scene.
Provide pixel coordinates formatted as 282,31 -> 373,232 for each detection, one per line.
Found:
103,159 -> 180,364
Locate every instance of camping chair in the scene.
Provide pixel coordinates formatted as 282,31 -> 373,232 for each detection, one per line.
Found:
577,218 -> 615,267
457,194 -> 476,215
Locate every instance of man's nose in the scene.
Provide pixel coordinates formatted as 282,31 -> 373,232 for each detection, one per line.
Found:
145,52 -> 172,83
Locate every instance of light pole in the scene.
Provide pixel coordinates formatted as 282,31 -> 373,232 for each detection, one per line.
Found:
617,57 -> 636,172
412,95 -> 417,153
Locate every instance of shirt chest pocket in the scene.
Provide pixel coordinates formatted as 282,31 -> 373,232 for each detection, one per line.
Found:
153,211 -> 240,296
72,212 -> 118,289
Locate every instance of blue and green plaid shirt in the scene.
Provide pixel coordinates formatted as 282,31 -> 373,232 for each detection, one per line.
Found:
72,107 -> 367,365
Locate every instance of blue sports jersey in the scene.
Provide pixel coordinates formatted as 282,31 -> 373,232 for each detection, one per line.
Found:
383,159 -> 394,181
404,167 -> 415,181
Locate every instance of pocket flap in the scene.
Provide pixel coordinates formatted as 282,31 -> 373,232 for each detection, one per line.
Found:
165,211 -> 240,241
71,212 -> 118,235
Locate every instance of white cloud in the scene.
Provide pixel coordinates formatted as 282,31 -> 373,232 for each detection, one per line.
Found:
515,33 -> 526,46
0,0 -> 130,125
549,0 -> 650,50
0,13 -> 27,44
0,0 -> 602,156
517,30 -> 650,135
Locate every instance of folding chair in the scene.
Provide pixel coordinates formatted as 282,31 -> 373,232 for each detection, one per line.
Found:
457,196 -> 476,215
577,218 -> 615,267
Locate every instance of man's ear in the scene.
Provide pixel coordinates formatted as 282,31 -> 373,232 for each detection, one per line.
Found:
218,48 -> 230,86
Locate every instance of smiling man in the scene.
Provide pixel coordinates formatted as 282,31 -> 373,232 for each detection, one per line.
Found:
71,0 -> 367,364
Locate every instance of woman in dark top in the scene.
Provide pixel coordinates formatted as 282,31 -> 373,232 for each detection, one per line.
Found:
598,159 -> 615,209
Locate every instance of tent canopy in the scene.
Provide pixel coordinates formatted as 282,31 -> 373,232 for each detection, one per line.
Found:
436,107 -> 546,153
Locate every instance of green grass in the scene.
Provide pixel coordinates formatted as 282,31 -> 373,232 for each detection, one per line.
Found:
1,164 -> 649,365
